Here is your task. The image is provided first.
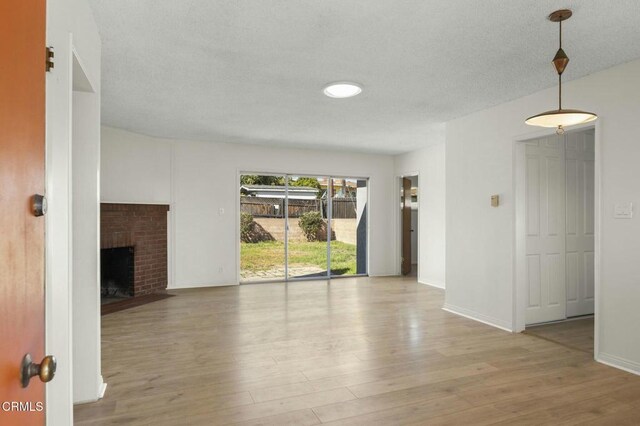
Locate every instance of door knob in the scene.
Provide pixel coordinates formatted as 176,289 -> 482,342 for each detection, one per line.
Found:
21,354 -> 57,388
32,194 -> 47,217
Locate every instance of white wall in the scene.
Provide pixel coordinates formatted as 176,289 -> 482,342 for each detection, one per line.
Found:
101,127 -> 397,288
395,134 -> 446,288
100,128 -> 172,204
445,58 -> 640,373
46,0 -> 101,423
71,88 -> 102,404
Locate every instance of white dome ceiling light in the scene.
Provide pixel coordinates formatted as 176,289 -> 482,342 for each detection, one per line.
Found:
323,82 -> 362,98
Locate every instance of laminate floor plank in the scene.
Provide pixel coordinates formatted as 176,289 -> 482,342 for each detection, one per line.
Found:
74,277 -> 640,425
525,317 -> 594,353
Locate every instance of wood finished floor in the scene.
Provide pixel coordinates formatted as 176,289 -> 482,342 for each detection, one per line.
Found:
74,277 -> 640,425
525,317 -> 595,354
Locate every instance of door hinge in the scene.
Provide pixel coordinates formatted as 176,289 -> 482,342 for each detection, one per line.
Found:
46,47 -> 54,72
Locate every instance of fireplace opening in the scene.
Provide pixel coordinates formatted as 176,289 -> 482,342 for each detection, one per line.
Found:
101,246 -> 134,304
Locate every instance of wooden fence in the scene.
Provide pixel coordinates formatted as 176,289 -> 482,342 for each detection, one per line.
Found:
240,197 -> 357,219
331,198 -> 357,219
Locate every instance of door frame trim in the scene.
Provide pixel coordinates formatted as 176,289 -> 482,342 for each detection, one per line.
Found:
512,122 -> 600,359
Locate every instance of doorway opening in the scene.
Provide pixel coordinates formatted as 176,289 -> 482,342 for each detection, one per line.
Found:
400,175 -> 418,277
70,49 -> 105,404
239,173 -> 368,283
515,127 -> 596,354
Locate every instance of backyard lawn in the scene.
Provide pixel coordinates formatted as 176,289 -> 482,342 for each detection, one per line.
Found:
241,240 -> 357,276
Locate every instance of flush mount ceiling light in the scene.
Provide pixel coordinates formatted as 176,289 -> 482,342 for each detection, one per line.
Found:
525,9 -> 597,134
323,82 -> 362,98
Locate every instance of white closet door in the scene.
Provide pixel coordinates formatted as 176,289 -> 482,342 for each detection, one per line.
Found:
525,136 -> 567,325
565,130 -> 595,317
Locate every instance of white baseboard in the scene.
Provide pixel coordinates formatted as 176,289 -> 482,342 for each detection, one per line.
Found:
442,303 -> 513,333
167,281 -> 238,290
597,352 -> 640,376
73,377 -> 108,405
418,280 -> 445,289
98,379 -> 107,399
73,397 -> 100,405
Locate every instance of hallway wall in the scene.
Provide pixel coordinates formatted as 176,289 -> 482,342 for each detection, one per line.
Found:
395,135 -> 446,288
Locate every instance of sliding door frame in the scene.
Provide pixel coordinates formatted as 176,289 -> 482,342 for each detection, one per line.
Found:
323,176 -> 369,280
237,170 -> 369,284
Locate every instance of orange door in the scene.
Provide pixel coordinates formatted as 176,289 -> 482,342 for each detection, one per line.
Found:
401,178 -> 412,275
0,0 -> 47,424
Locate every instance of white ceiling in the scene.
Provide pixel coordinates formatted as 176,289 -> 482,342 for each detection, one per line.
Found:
89,0 -> 640,154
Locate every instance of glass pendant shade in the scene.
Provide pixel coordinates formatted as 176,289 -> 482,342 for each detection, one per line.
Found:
525,109 -> 598,128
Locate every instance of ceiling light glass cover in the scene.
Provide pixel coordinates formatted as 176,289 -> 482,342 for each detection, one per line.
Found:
525,9 -> 597,134
323,82 -> 362,98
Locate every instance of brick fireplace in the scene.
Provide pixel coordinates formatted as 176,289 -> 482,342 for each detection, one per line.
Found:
101,203 -> 170,297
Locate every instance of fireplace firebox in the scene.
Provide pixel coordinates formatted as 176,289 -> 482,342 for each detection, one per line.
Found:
101,246 -> 134,301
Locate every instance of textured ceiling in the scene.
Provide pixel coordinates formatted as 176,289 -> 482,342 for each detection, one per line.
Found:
89,0 -> 640,154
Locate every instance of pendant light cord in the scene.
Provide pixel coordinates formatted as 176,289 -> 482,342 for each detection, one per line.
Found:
559,75 -> 562,110
559,20 -> 562,49
558,20 -> 562,110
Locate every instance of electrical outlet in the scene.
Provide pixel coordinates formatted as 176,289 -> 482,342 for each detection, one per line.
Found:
218,208 -> 224,216
218,267 -> 224,274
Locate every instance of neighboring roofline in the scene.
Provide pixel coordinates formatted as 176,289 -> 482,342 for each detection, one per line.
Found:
240,185 -> 319,192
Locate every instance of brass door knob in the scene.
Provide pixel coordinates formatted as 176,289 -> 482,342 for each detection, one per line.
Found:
21,353 -> 57,388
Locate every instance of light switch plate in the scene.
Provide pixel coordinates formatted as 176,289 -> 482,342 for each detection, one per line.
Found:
614,202 -> 633,219
491,195 -> 499,207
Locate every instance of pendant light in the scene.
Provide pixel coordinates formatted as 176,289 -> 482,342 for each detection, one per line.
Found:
525,9 -> 597,134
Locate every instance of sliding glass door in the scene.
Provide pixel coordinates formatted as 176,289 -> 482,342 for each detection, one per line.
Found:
329,178 -> 368,276
287,176 -> 328,279
239,174 -> 287,282
239,173 -> 368,283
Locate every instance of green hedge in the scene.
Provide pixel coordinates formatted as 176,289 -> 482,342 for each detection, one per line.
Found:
298,211 -> 324,241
